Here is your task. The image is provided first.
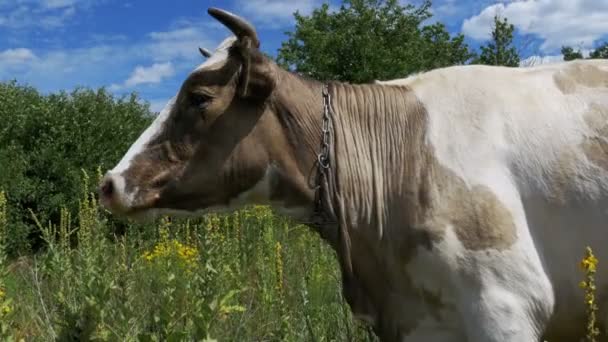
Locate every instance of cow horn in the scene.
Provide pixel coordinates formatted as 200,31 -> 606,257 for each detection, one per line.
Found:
207,7 -> 260,48
198,47 -> 212,58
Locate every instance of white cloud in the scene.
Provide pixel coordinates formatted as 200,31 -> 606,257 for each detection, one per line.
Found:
0,48 -> 37,65
0,45 -> 128,92
147,27 -> 215,61
237,0 -> 324,26
125,62 -> 175,87
42,0 -> 77,9
462,0 -> 608,52
0,0 -> 101,29
108,62 -> 175,91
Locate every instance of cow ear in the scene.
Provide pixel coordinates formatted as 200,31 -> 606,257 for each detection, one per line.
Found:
207,7 -> 274,99
232,37 -> 276,100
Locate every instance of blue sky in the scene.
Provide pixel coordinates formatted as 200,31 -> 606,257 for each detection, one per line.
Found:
1,0 -> 607,112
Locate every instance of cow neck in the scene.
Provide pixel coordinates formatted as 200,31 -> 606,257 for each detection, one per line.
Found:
309,82 -> 354,278
271,70 -> 354,280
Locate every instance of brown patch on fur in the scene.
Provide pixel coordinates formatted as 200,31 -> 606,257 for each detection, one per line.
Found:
582,103 -> 608,171
419,164 -> 518,252
545,147 -> 580,205
450,185 -> 517,251
554,62 -> 608,94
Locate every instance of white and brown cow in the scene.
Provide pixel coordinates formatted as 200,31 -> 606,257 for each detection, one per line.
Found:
99,7 -> 608,342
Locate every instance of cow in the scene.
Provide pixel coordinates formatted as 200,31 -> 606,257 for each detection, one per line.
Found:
99,7 -> 608,342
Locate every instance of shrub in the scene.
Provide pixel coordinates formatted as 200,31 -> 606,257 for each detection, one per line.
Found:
0,81 -> 153,256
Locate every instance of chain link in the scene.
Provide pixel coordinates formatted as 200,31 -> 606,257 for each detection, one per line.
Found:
318,84 -> 332,169
310,84 -> 334,228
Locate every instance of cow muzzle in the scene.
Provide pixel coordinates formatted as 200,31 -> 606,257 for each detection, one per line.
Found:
99,172 -> 128,213
98,172 -> 160,216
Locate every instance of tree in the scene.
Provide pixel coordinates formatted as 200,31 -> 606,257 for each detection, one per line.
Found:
561,46 -> 584,61
277,0 -> 474,83
589,42 -> 608,59
561,42 -> 608,60
473,15 -> 520,67
0,81 -> 153,256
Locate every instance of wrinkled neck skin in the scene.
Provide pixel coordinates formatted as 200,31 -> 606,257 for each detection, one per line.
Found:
269,66 -> 434,341
259,69 -> 327,220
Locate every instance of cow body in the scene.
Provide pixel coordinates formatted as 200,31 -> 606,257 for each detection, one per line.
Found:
99,7 -> 608,342
373,60 -> 608,341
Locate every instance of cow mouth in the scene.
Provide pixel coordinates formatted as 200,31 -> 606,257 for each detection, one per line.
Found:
120,194 -> 228,221
99,179 -> 230,220
99,190 -> 161,221
100,201 -> 153,222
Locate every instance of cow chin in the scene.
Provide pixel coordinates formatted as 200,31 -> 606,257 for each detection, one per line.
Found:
102,203 -> 200,223
124,204 -> 241,223
101,200 -> 160,223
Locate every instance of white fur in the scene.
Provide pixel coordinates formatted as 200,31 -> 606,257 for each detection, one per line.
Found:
379,59 -> 608,341
108,97 -> 175,207
195,36 -> 236,71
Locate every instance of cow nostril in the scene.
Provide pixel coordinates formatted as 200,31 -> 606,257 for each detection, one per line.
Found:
100,177 -> 115,198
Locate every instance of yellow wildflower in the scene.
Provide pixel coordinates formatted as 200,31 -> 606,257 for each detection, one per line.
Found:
580,246 -> 600,342
580,254 -> 598,272
142,239 -> 199,269
1,305 -> 10,314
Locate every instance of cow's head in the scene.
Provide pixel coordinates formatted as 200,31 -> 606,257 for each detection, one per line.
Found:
99,8 -> 317,220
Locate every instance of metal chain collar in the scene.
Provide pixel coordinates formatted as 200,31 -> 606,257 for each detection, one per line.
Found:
318,84 -> 332,170
310,84 -> 336,231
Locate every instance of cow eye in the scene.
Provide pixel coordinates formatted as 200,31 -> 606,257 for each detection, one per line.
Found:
190,93 -> 211,109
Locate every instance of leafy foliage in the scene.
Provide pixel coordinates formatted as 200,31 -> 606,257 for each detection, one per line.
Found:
561,42 -> 608,61
0,81 -> 153,256
472,15 -> 520,67
277,0 -> 474,83
589,42 -> 608,59
562,46 -> 584,61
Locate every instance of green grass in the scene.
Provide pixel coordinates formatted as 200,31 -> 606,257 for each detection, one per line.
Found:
0,173 -> 376,341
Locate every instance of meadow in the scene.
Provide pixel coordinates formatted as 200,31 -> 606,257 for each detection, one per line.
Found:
0,171 -> 377,341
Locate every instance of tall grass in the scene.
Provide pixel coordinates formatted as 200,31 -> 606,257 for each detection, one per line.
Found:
0,173 -> 376,341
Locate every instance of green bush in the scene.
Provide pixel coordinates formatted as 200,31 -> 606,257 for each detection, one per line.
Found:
0,81 -> 153,256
